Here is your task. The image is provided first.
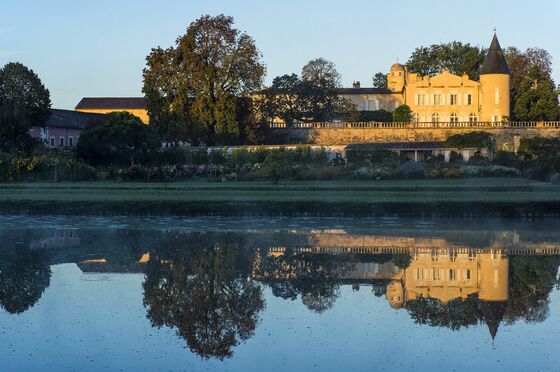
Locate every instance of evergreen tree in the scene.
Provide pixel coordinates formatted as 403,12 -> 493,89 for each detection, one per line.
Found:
514,65 -> 560,121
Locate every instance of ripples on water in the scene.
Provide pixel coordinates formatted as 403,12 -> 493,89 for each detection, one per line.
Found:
0,216 -> 558,371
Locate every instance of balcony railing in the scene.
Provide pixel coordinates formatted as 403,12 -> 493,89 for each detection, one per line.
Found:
268,121 -> 560,129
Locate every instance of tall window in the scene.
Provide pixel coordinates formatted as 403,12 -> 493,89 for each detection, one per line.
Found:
467,94 -> 472,105
449,269 -> 456,281
414,113 -> 420,123
469,113 -> 477,123
59,137 -> 65,147
450,113 -> 458,123
450,94 -> 458,105
431,113 -> 439,123
367,99 -> 379,111
50,137 -> 55,148
68,137 -> 73,147
434,94 -> 442,105
418,94 -> 426,106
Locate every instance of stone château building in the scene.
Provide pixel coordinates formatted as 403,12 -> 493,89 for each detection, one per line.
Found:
75,34 -> 511,126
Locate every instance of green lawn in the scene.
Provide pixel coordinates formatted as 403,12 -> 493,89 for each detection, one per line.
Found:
0,178 -> 557,203
0,178 -> 558,216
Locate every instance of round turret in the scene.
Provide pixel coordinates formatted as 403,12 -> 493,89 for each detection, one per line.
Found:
386,280 -> 404,309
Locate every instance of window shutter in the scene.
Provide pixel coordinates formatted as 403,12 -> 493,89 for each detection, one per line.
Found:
458,94 -> 462,106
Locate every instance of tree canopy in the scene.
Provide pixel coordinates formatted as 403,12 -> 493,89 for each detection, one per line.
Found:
372,72 -> 388,89
0,62 -> 51,153
258,58 -> 353,126
0,62 -> 51,122
392,104 -> 412,122
143,14 -> 265,145
406,42 -> 486,80
77,111 -> 160,166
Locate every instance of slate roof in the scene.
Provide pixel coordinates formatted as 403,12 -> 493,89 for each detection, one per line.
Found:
335,87 -> 393,95
347,141 -> 445,151
479,34 -> 511,75
75,97 -> 146,110
38,109 -> 107,129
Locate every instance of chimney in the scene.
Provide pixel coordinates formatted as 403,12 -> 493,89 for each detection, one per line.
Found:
353,81 -> 361,89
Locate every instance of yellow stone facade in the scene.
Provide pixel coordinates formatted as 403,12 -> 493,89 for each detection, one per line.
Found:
75,108 -> 150,124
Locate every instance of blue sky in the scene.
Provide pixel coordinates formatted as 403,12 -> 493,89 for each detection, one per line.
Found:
2,0 -> 559,109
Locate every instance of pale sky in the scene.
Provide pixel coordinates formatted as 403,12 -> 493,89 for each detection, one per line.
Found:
2,0 -> 559,109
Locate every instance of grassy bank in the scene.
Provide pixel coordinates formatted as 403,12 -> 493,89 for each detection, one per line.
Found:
0,178 -> 559,217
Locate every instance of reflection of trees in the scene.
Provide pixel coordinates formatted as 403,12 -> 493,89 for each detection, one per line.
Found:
0,247 -> 51,314
256,251 -> 354,313
142,234 -> 265,360
505,256 -> 560,323
405,296 -> 482,330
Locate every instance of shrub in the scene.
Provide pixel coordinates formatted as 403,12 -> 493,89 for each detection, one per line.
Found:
396,161 -> 425,178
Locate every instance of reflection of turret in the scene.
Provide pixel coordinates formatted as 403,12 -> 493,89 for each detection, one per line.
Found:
478,300 -> 508,341
477,251 -> 509,303
386,281 -> 404,309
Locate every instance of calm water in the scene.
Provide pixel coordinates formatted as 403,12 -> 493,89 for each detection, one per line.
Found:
0,216 -> 559,371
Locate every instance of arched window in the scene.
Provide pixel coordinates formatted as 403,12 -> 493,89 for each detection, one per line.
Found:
431,113 -> 439,124
450,113 -> 458,124
414,113 -> 420,124
469,113 -> 477,123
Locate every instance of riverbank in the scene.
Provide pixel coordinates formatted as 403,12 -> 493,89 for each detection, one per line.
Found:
1,178 -> 559,217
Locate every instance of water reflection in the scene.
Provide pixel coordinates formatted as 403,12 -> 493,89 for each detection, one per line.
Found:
1,225 -> 560,360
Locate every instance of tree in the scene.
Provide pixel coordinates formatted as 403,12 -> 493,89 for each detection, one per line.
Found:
143,14 -> 265,145
77,111 -> 160,166
0,105 -> 40,153
0,62 -> 51,122
0,62 -> 51,153
301,58 -> 341,89
393,104 -> 412,122
406,42 -> 486,80
372,72 -> 388,89
259,59 -> 353,126
513,65 -> 560,121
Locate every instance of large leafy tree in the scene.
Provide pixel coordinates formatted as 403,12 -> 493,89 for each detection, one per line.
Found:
0,62 -> 51,153
301,58 -> 340,89
513,65 -> 560,121
406,42 -> 486,80
259,59 -> 353,126
372,72 -> 388,89
505,47 -> 559,121
0,62 -> 51,122
77,111 -> 160,166
143,14 -> 265,145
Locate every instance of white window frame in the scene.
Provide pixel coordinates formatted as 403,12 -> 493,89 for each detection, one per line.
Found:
68,136 -> 74,147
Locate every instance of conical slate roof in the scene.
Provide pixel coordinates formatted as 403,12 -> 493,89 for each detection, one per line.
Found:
478,300 -> 508,340
479,34 -> 511,75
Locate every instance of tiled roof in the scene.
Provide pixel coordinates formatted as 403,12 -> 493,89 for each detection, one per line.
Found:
75,97 -> 146,110
335,87 -> 393,95
37,109 -> 107,129
346,141 -> 445,151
